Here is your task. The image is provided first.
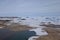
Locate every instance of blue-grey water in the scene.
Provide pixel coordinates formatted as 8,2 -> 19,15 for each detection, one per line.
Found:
0,29 -> 36,40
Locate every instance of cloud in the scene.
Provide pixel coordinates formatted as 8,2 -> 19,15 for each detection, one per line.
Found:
0,0 -> 60,16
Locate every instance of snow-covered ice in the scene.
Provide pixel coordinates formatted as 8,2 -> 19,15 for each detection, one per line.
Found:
11,16 -> 60,40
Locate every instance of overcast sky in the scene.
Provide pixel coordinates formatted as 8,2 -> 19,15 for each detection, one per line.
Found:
0,0 -> 60,17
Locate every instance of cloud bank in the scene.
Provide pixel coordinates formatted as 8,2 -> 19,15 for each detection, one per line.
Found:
0,0 -> 60,16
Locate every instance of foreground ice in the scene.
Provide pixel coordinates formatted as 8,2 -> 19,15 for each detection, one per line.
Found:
29,27 -> 48,35
28,36 -> 40,40
28,26 -> 48,40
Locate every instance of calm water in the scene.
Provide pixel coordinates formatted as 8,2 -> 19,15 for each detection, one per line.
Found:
0,29 -> 36,40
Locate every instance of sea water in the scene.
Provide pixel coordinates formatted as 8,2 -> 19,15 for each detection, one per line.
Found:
0,29 -> 36,40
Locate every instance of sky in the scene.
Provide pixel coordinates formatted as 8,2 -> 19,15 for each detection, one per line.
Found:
0,0 -> 60,17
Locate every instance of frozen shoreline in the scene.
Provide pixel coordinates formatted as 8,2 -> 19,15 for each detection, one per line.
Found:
28,26 -> 48,40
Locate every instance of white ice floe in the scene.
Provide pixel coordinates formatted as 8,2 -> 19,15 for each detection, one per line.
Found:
29,27 -> 48,35
28,27 -> 48,40
9,16 -> 60,26
28,36 -> 40,40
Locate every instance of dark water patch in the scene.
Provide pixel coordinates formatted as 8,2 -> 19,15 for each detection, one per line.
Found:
0,28 -> 14,40
0,29 -> 36,40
